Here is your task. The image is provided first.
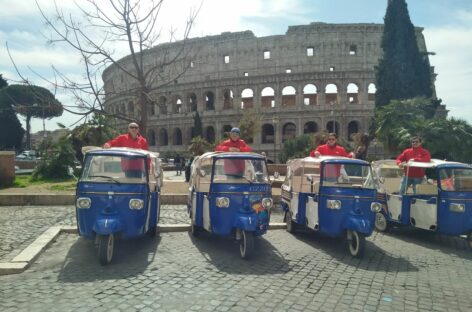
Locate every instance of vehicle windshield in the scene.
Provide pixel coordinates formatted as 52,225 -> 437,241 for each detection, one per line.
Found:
322,163 -> 375,189
438,168 -> 472,192
212,158 -> 269,183
81,154 -> 147,183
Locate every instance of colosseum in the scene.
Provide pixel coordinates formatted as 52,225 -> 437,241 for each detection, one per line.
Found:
103,22 -> 433,162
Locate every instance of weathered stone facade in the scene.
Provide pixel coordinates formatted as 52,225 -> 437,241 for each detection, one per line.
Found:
103,22 -> 432,161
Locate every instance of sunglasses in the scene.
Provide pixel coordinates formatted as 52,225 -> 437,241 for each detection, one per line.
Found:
327,138 -> 336,141
411,141 -> 420,144
129,126 -> 139,129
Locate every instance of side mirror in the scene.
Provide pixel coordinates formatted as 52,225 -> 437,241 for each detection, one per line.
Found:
273,172 -> 280,179
306,175 -> 313,182
199,170 -> 206,177
378,177 -> 385,184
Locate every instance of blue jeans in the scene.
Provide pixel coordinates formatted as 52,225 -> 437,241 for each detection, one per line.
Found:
399,177 -> 423,194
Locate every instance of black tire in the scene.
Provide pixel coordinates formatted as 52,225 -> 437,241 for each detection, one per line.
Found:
347,230 -> 365,258
285,211 -> 296,233
239,230 -> 254,260
374,212 -> 389,232
190,223 -> 200,237
147,226 -> 157,237
98,234 -> 114,265
467,232 -> 472,250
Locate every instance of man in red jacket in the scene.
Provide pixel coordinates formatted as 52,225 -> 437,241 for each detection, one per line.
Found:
103,122 -> 149,178
396,136 -> 431,194
310,133 -> 355,182
215,127 -> 252,176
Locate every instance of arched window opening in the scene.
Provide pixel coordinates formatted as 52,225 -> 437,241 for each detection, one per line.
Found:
303,122 -> 318,134
326,121 -> 340,136
223,89 -> 234,109
261,124 -> 275,144
347,121 -> 359,141
149,102 -> 156,115
303,84 -> 318,105
368,83 -> 376,102
347,83 -> 359,104
282,86 -> 296,106
159,96 -> 167,115
325,84 -> 338,105
174,98 -> 182,113
158,128 -> 168,146
128,101 -> 134,114
241,88 -> 254,109
205,91 -> 215,110
147,129 -> 156,146
189,93 -> 197,112
173,128 -> 183,145
205,126 -> 215,143
282,123 -> 296,142
261,87 -> 275,108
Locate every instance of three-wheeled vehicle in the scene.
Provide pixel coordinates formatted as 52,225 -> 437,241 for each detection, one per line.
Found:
188,152 -> 273,259
372,159 -> 472,248
76,147 -> 162,265
280,156 -> 382,257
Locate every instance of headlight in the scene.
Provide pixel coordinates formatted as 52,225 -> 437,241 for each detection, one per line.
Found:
216,197 -> 230,208
76,197 -> 91,209
371,202 -> 382,213
262,198 -> 273,209
129,199 -> 144,210
449,203 -> 465,213
327,199 -> 341,210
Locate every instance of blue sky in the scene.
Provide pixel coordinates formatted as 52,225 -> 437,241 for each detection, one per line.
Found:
1,0 -> 472,132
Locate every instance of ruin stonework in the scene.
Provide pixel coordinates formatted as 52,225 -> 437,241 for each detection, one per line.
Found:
103,22 -> 432,161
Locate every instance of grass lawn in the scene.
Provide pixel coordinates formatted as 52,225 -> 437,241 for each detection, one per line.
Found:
9,174 -> 77,192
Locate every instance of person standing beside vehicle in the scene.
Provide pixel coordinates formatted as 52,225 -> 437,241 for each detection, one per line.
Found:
103,122 -> 149,177
215,127 -> 252,176
174,154 -> 182,176
396,136 -> 431,194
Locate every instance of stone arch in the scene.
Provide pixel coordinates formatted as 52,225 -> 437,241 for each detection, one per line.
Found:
368,83 -> 376,102
347,83 -> 359,104
325,83 -> 338,105
261,87 -> 275,108
158,128 -> 168,146
282,122 -> 296,142
347,121 -> 360,141
173,128 -> 183,145
205,91 -> 215,110
188,93 -> 197,112
261,123 -> 274,144
205,126 -> 215,143
147,129 -> 156,146
282,85 -> 296,106
149,101 -> 156,116
174,97 -> 183,113
223,89 -> 234,109
326,120 -> 340,136
188,127 -> 195,144
241,88 -> 254,109
159,96 -> 167,115
303,84 -> 317,105
303,121 -> 318,134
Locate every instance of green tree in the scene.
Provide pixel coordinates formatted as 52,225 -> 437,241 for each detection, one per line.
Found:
375,0 -> 433,108
0,78 -> 25,150
0,74 -> 7,89
188,136 -> 212,156
279,134 -> 314,163
193,111 -> 203,137
238,109 -> 262,143
0,85 -> 63,149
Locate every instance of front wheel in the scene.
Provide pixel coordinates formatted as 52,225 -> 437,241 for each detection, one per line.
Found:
347,230 -> 365,258
190,223 -> 201,237
374,212 -> 389,232
239,230 -> 254,259
467,232 -> 472,250
285,211 -> 296,233
98,234 -> 114,265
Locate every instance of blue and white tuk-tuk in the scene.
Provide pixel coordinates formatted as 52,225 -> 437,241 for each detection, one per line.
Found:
373,159 -> 472,248
188,152 -> 273,259
76,147 -> 162,265
281,156 -> 381,257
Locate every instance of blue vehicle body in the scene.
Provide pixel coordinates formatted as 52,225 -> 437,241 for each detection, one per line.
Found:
374,159 -> 472,242
75,147 -> 162,264
188,152 -> 273,258
281,156 -> 381,257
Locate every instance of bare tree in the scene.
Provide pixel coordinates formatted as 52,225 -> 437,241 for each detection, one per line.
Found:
37,0 -> 200,134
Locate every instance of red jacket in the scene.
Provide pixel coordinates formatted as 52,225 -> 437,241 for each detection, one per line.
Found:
310,144 -> 351,158
105,133 -> 149,150
215,139 -> 252,152
396,146 -> 431,178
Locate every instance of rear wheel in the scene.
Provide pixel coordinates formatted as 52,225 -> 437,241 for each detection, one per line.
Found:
98,234 -> 114,265
285,211 -> 296,233
239,230 -> 254,259
347,230 -> 365,258
374,212 -> 389,232
147,226 -> 157,237
467,232 -> 472,250
190,223 -> 200,237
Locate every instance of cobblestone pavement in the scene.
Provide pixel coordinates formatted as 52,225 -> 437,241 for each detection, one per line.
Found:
1,205 -> 472,311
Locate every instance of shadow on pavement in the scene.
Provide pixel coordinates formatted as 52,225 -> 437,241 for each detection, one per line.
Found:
57,235 -> 161,283
188,232 -> 290,275
289,230 -> 419,272
381,226 -> 472,259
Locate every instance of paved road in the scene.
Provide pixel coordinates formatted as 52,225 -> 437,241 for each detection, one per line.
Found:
1,205 -> 472,311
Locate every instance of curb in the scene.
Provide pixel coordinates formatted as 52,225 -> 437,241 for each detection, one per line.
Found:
0,223 -> 286,275
0,194 -> 282,206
